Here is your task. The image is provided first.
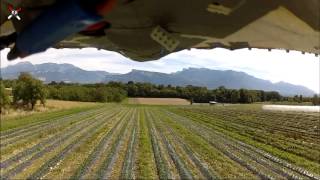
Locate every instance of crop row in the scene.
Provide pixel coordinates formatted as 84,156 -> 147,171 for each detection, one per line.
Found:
174,108 -> 320,162
2,105 -> 319,179
70,109 -> 130,179
148,110 -> 218,180
0,106 -> 107,139
1,108 -> 126,179
165,108 -> 320,179
0,106 -> 110,152
147,110 -> 194,179
74,109 -> 133,179
192,107 -> 319,135
121,112 -> 138,180
0,107 -> 121,170
94,109 -> 135,179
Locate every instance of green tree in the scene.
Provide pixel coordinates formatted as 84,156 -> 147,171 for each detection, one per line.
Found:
299,95 -> 303,103
13,73 -> 46,110
94,87 -> 108,102
312,94 -> 320,105
127,81 -> 138,97
216,86 -> 227,102
293,95 -> 299,102
230,90 -> 240,103
239,89 -> 249,103
0,82 -> 10,113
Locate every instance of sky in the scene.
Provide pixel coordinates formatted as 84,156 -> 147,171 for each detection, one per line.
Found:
1,48 -> 319,93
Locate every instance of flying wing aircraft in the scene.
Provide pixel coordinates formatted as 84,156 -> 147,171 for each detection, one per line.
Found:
0,0 -> 319,61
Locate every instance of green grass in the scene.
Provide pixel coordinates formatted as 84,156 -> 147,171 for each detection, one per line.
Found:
135,108 -> 157,179
121,98 -> 129,104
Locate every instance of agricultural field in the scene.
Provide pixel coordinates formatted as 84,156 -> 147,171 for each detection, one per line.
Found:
0,104 -> 319,179
128,98 -> 190,105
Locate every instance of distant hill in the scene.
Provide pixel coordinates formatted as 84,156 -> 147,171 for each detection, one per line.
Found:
1,62 -> 111,83
0,62 -> 315,96
105,68 -> 315,96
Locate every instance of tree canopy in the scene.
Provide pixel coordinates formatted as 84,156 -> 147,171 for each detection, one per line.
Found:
312,94 -> 320,105
0,82 -> 10,113
13,73 -> 46,109
47,83 -> 127,103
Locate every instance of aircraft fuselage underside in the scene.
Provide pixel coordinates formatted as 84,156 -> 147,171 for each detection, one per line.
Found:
0,0 -> 319,61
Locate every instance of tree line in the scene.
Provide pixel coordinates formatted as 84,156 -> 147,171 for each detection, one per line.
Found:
1,74 -> 128,113
1,74 -> 319,113
46,81 -> 319,105
46,81 -> 127,103
46,81 -> 284,104
125,81 -> 283,103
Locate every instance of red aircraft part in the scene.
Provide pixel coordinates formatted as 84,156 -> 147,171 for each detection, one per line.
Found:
8,4 -> 22,12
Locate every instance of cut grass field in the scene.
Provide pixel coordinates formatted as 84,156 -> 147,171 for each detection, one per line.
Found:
1,103 -> 319,179
0,100 -> 102,131
1,99 -> 100,121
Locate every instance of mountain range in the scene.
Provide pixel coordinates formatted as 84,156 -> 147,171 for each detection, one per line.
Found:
0,62 -> 315,96
1,62 -> 112,83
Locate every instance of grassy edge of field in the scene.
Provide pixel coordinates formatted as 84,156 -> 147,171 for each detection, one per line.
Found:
0,104 -> 104,132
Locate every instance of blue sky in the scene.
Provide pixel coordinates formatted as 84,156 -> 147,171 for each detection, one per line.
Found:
1,48 -> 319,93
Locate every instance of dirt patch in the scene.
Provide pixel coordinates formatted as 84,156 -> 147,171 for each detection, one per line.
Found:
128,98 -> 190,105
45,100 -> 98,109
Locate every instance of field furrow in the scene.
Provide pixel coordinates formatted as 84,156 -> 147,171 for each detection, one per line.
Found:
147,117 -> 172,179
166,108 -> 320,179
121,110 -> 138,180
70,109 -> 129,179
1,103 -> 318,180
94,109 -> 133,179
0,107 -> 105,140
149,109 -> 217,179
0,108 -> 120,171
159,110 -> 259,179
1,108 -> 118,179
147,111 -> 194,180
134,108 -> 158,179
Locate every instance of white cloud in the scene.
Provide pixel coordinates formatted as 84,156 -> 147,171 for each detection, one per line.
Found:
1,48 -> 319,93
